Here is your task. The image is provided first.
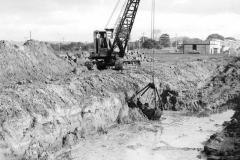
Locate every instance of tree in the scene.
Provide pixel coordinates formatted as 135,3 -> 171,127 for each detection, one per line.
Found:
142,39 -> 153,49
140,36 -> 148,43
154,42 -> 162,49
172,41 -> 178,47
142,39 -> 161,49
206,34 -> 224,41
159,34 -> 170,48
130,40 -> 141,50
225,37 -> 236,41
128,41 -> 138,50
182,36 -> 190,44
50,43 -> 60,51
50,41 -> 94,52
82,43 -> 94,51
175,36 -> 203,44
187,38 -> 203,43
81,45 -> 89,51
153,29 -> 161,40
142,39 -> 154,49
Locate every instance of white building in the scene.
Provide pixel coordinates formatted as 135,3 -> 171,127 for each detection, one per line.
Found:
221,39 -> 240,53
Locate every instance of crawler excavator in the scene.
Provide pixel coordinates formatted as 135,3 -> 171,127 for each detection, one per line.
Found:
86,0 -> 141,70
87,0 -> 162,119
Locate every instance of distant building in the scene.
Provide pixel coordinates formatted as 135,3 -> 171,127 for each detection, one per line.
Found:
183,40 -> 221,54
222,39 -> 240,50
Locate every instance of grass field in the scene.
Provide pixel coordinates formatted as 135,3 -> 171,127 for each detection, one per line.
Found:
54,48 -> 239,61
145,52 -> 240,62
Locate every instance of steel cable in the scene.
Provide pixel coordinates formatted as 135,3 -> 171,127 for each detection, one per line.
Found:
105,0 -> 121,29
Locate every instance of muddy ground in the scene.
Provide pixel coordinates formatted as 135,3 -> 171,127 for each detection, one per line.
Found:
62,110 -> 234,160
0,40 -> 240,160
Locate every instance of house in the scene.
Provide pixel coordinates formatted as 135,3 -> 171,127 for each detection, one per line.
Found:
183,40 -> 222,54
222,39 -> 240,50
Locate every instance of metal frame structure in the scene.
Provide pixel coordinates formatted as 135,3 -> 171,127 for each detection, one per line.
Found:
111,0 -> 140,57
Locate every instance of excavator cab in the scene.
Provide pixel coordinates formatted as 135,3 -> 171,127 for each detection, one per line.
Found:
93,29 -> 114,58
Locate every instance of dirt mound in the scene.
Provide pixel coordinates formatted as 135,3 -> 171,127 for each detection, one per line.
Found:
0,40 -> 72,84
128,108 -> 148,121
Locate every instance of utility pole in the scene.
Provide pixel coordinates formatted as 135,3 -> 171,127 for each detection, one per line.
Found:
176,34 -> 178,51
142,32 -> 145,42
62,37 -> 65,54
58,33 -> 61,54
30,31 -> 31,40
142,32 -> 146,52
138,37 -> 140,52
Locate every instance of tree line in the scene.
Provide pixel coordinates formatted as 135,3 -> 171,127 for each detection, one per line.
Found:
50,33 -> 236,52
50,42 -> 94,52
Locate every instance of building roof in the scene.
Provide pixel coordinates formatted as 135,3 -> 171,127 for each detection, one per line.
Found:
183,41 -> 211,45
183,40 -> 220,45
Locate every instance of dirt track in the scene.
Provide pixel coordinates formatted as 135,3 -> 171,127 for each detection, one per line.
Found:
0,40 -> 240,160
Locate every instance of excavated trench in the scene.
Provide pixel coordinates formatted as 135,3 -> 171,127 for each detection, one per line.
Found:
65,110 -> 234,160
0,41 -> 240,160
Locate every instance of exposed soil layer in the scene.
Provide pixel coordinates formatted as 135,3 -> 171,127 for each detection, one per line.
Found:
202,58 -> 240,160
0,41 -> 239,160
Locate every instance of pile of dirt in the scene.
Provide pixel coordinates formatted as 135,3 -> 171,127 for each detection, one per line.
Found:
128,108 -> 148,122
204,118 -> 240,160
0,40 -> 73,85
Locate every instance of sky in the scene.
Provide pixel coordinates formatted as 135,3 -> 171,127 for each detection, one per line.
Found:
1,0 -> 240,42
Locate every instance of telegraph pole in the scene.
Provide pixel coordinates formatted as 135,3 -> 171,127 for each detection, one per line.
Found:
30,31 -> 32,40
58,33 -> 61,54
176,34 -> 178,50
142,32 -> 146,42
138,37 -> 140,51
128,35 -> 131,51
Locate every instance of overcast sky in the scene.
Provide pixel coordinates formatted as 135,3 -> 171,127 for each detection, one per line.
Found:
1,0 -> 240,42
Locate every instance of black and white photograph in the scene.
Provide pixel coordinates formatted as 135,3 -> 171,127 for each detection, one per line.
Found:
0,0 -> 240,160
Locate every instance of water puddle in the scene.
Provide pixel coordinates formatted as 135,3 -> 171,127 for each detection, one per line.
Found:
69,110 -> 234,160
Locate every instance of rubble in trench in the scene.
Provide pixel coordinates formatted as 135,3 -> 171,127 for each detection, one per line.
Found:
0,40 -> 240,159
